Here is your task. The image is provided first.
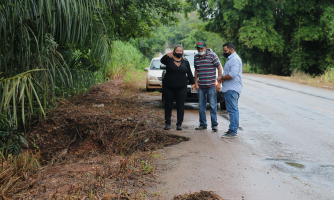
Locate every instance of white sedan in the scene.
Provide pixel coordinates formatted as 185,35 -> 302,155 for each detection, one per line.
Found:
145,57 -> 163,91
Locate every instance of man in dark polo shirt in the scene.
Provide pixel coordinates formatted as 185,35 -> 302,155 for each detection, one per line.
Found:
191,41 -> 223,131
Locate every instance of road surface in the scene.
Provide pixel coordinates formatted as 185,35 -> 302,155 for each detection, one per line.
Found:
151,73 -> 334,199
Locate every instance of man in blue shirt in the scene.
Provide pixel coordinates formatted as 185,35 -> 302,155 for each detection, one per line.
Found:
218,42 -> 243,138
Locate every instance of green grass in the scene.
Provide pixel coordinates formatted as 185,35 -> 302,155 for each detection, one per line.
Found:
105,41 -> 150,78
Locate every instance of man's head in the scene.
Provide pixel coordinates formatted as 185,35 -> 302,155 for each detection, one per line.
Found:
223,42 -> 235,58
196,41 -> 207,57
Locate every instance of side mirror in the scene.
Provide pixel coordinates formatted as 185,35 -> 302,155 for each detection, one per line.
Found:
160,64 -> 166,69
144,68 -> 149,71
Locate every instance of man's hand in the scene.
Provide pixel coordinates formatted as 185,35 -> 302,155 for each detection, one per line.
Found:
167,52 -> 173,58
191,84 -> 199,92
195,83 -> 199,90
216,83 -> 221,92
217,76 -> 223,83
191,84 -> 196,92
191,83 -> 199,92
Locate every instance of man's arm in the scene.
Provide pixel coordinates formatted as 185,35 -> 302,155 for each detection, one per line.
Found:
191,69 -> 199,91
219,60 -> 240,82
221,74 -> 233,81
216,65 -> 223,92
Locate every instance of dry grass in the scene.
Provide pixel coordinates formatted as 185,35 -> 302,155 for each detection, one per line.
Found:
289,69 -> 334,89
0,151 -> 40,199
248,69 -> 334,90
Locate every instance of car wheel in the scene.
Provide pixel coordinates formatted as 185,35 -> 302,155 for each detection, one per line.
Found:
146,84 -> 150,92
220,101 -> 226,110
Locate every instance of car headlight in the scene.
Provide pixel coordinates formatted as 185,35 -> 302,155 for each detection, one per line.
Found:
148,75 -> 157,81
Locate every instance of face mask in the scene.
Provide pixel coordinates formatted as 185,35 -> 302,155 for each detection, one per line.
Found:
223,52 -> 231,58
198,51 -> 206,56
174,53 -> 183,58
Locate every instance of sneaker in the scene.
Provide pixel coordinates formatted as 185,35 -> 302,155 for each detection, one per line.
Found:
195,125 -> 207,130
176,125 -> 182,130
221,131 -> 237,139
212,126 -> 218,132
164,124 -> 171,130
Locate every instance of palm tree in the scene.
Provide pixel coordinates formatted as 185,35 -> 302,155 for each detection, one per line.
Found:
0,0 -> 116,126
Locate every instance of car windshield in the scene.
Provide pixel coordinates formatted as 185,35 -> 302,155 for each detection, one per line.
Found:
150,60 -> 162,70
184,55 -> 195,66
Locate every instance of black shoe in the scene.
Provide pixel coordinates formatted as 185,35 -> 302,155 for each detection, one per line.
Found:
195,125 -> 207,130
212,126 -> 218,132
221,131 -> 237,138
176,125 -> 182,130
164,124 -> 171,130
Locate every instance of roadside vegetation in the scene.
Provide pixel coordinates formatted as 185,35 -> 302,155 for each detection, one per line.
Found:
244,64 -> 334,89
0,0 -> 181,158
0,0 -> 182,197
106,41 -> 150,79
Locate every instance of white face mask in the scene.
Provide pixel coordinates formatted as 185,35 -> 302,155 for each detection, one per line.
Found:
198,51 -> 205,56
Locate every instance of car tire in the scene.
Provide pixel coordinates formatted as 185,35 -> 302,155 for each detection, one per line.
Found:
220,101 -> 226,110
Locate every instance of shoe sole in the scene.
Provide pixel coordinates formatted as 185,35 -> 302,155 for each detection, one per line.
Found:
177,128 -> 182,130
195,128 -> 207,130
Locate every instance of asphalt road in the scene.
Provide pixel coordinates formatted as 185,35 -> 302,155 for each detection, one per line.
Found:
151,73 -> 334,199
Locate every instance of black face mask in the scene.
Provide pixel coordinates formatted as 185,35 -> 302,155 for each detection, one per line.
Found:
223,52 -> 230,58
174,53 -> 183,58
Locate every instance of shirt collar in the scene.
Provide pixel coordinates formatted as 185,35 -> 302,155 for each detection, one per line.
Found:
228,52 -> 236,60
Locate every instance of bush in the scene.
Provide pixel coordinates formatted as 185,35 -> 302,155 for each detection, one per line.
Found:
0,115 -> 28,157
105,41 -> 150,78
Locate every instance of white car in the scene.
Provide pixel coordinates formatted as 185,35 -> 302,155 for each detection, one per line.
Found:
145,57 -> 163,91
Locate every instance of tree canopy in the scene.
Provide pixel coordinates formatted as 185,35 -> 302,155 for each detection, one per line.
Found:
186,0 -> 334,75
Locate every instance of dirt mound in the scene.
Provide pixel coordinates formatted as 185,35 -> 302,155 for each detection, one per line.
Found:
173,190 -> 224,200
25,80 -> 187,162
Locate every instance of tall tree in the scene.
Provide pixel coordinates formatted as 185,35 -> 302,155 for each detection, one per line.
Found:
186,0 -> 334,75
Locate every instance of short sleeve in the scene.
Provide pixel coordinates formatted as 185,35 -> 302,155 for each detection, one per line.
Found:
194,55 -> 198,69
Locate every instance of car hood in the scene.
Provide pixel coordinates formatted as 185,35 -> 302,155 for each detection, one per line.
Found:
148,69 -> 164,78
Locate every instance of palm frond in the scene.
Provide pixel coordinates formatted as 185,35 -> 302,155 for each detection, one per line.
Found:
0,70 -> 45,126
0,0 -> 117,126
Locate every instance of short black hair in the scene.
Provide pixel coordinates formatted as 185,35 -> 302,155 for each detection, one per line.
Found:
223,42 -> 235,50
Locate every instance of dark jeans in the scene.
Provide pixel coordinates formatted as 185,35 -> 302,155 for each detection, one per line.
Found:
163,84 -> 187,125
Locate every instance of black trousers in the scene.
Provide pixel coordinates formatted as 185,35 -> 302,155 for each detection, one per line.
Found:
163,84 -> 187,125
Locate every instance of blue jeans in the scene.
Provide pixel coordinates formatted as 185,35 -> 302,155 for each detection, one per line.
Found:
198,87 -> 218,128
224,90 -> 239,134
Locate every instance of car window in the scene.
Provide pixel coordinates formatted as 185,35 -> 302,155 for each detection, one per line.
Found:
184,55 -> 195,66
150,60 -> 162,70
